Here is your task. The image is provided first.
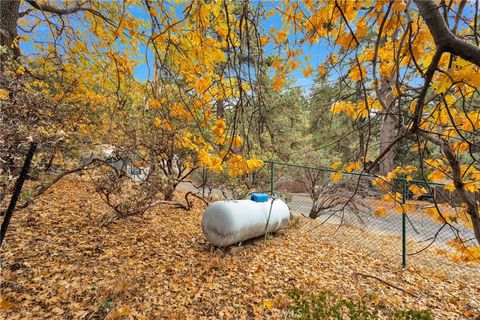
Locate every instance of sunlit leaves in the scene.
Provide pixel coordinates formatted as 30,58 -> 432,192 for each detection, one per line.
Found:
331,100 -> 369,119
408,185 -> 427,199
330,162 -> 341,170
231,136 -> 243,149
211,118 -> 227,141
427,170 -> 446,182
227,155 -> 263,177
374,207 -> 387,217
148,99 -> 164,110
272,73 -> 287,93
317,65 -> 328,76
348,65 -> 366,81
432,73 -> 453,94
382,192 -> 402,203
302,64 -> 314,78
276,30 -> 289,43
331,171 -> 342,182
343,162 -> 361,172
448,240 -> 480,263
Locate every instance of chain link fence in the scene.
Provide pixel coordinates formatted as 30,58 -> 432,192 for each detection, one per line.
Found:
262,160 -> 480,275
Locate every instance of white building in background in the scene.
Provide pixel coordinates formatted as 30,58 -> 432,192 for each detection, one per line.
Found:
83,144 -> 151,182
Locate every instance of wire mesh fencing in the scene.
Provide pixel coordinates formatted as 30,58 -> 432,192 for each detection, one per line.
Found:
262,160 -> 480,276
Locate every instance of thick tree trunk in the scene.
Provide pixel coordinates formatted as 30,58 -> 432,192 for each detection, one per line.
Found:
378,79 -> 397,176
216,99 -> 225,119
0,0 -> 21,57
379,119 -> 396,175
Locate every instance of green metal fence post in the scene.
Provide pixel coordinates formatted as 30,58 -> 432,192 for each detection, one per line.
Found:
401,178 -> 407,268
270,162 -> 274,196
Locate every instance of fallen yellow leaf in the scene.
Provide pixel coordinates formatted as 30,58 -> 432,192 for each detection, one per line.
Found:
263,299 -> 273,310
0,299 -> 13,312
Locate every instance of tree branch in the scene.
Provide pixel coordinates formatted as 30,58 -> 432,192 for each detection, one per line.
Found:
25,0 -> 88,15
418,129 -> 480,245
414,0 -> 480,67
411,49 -> 443,130
25,0 -> 116,27
355,272 -> 417,297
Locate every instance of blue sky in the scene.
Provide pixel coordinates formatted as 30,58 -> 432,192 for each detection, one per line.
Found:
17,1 -> 329,91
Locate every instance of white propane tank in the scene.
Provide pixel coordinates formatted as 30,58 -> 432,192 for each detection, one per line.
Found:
201,199 -> 290,247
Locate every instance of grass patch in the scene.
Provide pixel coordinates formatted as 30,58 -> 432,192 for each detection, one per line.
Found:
289,290 -> 433,320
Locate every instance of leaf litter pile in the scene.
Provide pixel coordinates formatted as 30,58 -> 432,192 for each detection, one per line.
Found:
1,177 -> 479,319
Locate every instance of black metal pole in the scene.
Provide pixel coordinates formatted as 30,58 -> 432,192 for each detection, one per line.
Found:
0,142 -> 37,247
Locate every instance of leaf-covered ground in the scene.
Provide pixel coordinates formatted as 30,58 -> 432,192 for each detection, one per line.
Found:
1,177 -> 479,319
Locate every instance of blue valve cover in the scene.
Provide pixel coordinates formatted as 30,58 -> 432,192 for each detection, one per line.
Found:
250,193 -> 269,202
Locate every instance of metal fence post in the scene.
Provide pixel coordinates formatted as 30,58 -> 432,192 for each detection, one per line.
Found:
270,162 -> 274,196
401,178 -> 407,268
1,142 -> 37,247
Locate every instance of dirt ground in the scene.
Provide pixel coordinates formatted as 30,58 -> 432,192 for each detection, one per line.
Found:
1,177 -> 479,319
